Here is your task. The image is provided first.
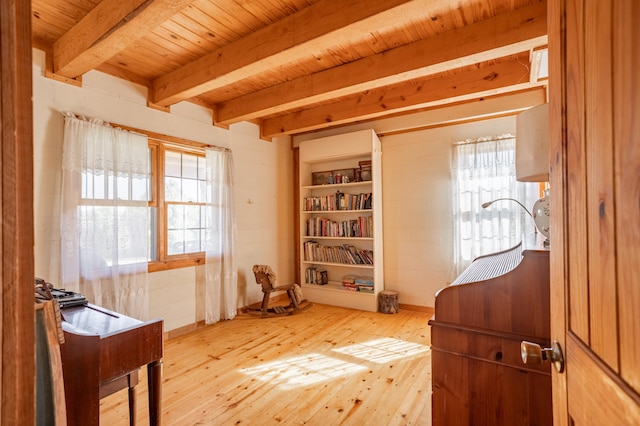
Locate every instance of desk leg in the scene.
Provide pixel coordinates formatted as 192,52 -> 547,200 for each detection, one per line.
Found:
127,374 -> 137,426
147,360 -> 162,426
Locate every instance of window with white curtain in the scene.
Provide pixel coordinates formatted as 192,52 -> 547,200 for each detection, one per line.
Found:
62,115 -> 237,322
61,113 -> 151,318
79,146 -> 151,270
451,135 -> 539,276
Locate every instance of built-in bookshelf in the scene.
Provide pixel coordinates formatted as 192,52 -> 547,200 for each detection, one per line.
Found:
298,129 -> 383,312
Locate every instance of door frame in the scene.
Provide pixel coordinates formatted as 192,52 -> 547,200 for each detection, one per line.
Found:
548,0 -> 569,424
0,0 -> 35,423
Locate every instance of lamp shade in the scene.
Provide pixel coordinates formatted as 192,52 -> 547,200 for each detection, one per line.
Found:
516,103 -> 549,182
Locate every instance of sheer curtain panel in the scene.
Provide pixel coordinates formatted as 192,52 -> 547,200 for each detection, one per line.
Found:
61,113 -> 150,320
451,135 -> 538,276
204,147 -> 237,324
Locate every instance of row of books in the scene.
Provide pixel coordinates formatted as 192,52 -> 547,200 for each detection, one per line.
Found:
341,275 -> 374,292
303,192 -> 372,212
306,216 -> 373,238
303,241 -> 374,265
305,267 -> 328,285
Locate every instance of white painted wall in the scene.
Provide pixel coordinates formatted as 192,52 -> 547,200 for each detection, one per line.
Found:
31,49 -> 295,331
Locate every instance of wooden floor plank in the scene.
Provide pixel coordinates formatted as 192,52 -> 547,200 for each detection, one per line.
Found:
100,303 -> 433,425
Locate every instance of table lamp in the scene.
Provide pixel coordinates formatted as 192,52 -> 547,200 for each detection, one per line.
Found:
516,102 -> 550,246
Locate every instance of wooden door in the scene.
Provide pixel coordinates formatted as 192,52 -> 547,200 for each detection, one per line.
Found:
549,0 -> 640,424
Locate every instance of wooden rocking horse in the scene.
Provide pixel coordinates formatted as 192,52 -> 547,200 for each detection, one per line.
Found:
245,265 -> 312,317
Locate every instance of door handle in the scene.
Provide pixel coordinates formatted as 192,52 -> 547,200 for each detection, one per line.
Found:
521,340 -> 565,373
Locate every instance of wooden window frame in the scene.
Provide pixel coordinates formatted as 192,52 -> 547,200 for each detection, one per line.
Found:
149,142 -> 208,272
114,125 -> 211,273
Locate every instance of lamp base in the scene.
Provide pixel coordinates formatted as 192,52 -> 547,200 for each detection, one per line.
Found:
533,188 -> 550,246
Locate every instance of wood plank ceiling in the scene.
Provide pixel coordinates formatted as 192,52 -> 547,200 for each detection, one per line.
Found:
31,0 -> 548,138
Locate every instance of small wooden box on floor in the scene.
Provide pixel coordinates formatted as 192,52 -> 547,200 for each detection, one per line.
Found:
429,238 -> 551,426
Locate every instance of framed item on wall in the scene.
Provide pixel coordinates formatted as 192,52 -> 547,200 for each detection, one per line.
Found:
359,160 -> 372,181
312,171 -> 333,185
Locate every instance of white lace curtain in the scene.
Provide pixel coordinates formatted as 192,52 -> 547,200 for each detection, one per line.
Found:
60,113 -> 150,319
451,135 -> 538,276
204,148 -> 237,324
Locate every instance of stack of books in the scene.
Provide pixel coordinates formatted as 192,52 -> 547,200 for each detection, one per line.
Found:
306,267 -> 328,285
341,275 -> 374,292
303,192 -> 372,212
341,275 -> 358,291
355,276 -> 374,293
303,241 -> 374,265
306,215 -> 373,238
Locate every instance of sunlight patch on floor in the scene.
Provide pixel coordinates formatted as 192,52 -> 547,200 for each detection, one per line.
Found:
332,337 -> 430,364
239,338 -> 430,389
240,353 -> 367,389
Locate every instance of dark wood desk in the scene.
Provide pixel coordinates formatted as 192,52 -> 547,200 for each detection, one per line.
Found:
60,303 -> 163,425
429,238 -> 551,426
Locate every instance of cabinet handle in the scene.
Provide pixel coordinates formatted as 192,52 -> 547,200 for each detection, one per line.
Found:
520,340 -> 564,373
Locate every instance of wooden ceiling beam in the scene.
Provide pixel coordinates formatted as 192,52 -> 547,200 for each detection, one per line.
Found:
151,0 -> 451,107
216,1 -> 547,125
52,0 -> 194,78
261,53 -> 536,137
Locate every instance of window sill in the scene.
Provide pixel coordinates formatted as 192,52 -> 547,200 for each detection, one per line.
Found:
148,255 -> 205,273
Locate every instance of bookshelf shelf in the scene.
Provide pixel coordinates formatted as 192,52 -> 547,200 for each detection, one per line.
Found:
302,282 -> 375,295
298,129 -> 383,312
301,181 -> 371,190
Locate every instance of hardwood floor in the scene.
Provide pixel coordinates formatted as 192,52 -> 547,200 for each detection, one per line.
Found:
100,303 -> 434,425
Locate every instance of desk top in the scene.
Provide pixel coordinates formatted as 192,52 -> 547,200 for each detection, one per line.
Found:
61,303 -> 161,337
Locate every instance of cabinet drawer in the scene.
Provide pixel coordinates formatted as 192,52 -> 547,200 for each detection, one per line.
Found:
430,323 -> 551,375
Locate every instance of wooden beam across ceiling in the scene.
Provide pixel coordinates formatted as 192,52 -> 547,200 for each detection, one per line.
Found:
261,52 -> 536,137
151,0 -> 451,107
52,0 -> 194,78
34,0 -> 551,138
216,1 -> 547,125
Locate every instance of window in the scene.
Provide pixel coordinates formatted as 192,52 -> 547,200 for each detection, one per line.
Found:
62,114 -> 151,318
64,116 -> 236,321
77,123 -> 227,273
451,135 -> 539,276
80,158 -> 150,271
63,115 -> 236,320
148,141 -> 208,271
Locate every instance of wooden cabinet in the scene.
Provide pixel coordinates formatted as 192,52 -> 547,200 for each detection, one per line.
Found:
429,238 -> 551,425
298,129 -> 383,312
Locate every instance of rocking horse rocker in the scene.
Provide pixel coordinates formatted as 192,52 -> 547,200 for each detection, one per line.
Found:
245,265 -> 312,317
